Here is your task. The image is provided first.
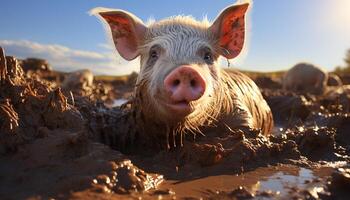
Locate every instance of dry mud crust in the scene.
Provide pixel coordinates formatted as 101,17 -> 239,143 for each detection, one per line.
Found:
0,48 -> 83,152
0,48 -> 162,199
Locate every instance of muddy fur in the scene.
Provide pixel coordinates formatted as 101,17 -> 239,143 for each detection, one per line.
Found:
137,69 -> 272,133
101,69 -> 273,151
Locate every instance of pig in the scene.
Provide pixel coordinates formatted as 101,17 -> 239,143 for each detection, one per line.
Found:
92,2 -> 273,149
62,69 -> 94,90
283,63 -> 328,95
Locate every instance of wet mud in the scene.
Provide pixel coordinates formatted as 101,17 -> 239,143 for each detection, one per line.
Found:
0,48 -> 349,199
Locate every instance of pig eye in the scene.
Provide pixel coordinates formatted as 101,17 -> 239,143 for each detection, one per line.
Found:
147,45 -> 160,66
149,45 -> 160,60
150,50 -> 158,59
203,51 -> 213,64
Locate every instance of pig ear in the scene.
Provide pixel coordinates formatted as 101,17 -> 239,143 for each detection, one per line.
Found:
209,3 -> 249,59
92,8 -> 147,60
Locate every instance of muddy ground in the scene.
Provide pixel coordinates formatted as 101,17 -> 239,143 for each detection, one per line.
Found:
0,49 -> 349,200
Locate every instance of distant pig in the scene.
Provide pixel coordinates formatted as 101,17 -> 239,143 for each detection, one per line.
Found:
92,2 -> 273,148
283,63 -> 328,95
62,69 -> 94,90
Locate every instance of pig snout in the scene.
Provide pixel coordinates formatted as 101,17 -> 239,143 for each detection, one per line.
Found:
164,65 -> 206,103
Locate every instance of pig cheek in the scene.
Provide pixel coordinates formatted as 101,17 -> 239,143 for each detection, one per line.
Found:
149,61 -> 172,98
201,65 -> 216,98
148,69 -> 169,112
208,62 -> 220,79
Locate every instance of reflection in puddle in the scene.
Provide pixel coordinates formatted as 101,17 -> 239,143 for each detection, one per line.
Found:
272,124 -> 285,135
257,168 -> 316,196
112,98 -> 127,107
161,165 -> 331,199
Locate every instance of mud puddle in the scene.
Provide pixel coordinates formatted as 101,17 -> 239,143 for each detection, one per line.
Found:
156,165 -> 334,199
109,98 -> 128,107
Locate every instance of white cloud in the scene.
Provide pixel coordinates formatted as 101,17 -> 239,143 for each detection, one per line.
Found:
0,40 -> 139,75
97,43 -> 114,50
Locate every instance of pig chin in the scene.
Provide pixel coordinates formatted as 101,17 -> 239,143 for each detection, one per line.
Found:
164,100 -> 195,118
157,96 -> 208,124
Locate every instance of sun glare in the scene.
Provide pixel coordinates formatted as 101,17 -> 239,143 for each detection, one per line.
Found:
333,0 -> 350,19
324,0 -> 350,31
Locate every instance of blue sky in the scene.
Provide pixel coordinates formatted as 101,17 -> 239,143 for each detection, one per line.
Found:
0,0 -> 349,75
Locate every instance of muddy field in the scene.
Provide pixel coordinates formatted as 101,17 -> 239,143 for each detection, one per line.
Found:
0,49 -> 349,200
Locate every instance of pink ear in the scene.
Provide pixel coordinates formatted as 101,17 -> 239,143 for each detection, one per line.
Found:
97,10 -> 147,60
209,3 -> 249,59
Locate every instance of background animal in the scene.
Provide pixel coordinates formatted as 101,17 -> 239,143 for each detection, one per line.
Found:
62,69 -> 94,90
283,63 -> 328,95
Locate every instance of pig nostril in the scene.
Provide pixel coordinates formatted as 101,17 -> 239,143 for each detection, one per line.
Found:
190,80 -> 196,87
173,79 -> 180,87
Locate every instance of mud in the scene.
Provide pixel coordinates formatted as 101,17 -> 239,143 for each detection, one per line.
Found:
182,165 -> 336,200
0,48 -> 349,199
328,74 -> 342,86
0,48 -> 162,200
253,76 -> 282,90
326,167 -> 350,200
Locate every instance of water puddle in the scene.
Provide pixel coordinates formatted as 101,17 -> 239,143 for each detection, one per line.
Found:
255,167 -> 326,198
105,98 -> 128,107
113,99 -> 127,107
272,124 -> 285,135
158,165 -> 332,199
